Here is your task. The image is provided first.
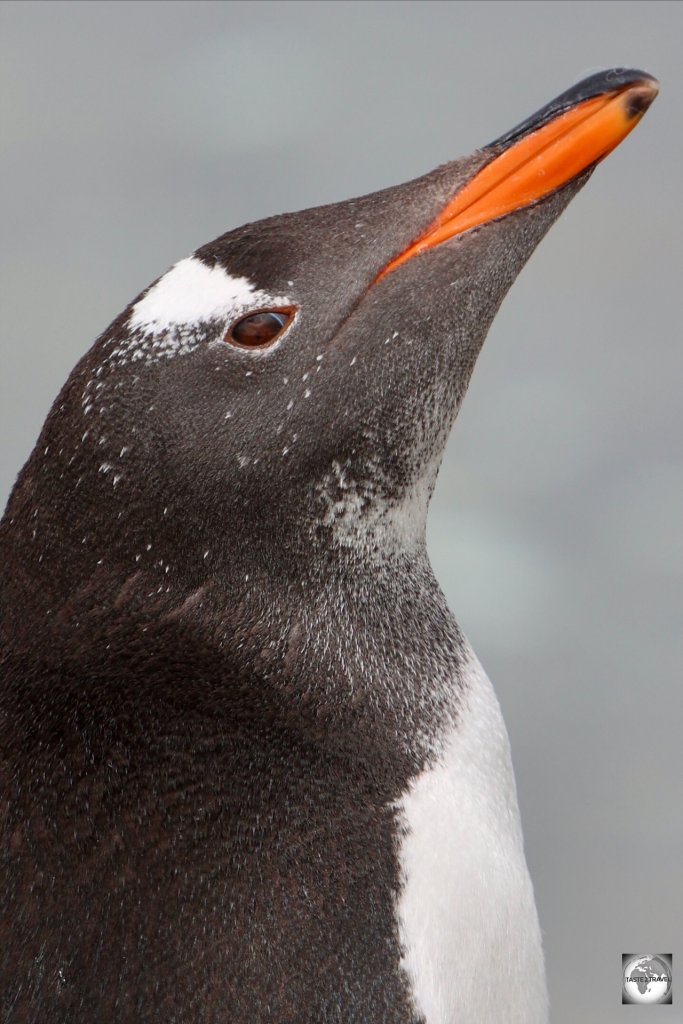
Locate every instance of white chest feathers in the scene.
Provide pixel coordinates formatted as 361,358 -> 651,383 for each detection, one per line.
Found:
394,654 -> 548,1024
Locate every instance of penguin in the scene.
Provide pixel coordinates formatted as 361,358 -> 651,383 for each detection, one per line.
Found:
0,69 -> 657,1023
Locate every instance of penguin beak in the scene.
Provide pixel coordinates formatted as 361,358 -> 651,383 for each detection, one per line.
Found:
376,69 -> 658,282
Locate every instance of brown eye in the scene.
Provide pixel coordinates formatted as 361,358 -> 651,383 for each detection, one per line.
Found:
227,310 -> 293,349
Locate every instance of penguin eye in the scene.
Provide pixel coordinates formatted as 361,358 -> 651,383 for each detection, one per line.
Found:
226,310 -> 293,349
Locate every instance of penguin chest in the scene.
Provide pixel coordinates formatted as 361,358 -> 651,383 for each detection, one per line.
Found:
394,657 -> 548,1024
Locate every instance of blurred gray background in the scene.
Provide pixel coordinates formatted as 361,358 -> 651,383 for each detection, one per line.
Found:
1,1 -> 681,1019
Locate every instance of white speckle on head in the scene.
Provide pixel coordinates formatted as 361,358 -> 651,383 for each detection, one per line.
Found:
350,356 -> 357,366
286,399 -> 294,411
395,651 -> 547,1024
304,388 -> 312,399
237,455 -> 250,469
314,456 -> 437,554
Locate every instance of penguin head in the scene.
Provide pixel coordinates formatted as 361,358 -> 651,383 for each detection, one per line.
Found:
7,70 -> 658,589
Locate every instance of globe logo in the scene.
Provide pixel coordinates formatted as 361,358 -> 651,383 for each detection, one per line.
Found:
622,954 -> 672,1004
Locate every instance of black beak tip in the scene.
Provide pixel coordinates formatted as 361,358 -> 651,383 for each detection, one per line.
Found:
487,67 -> 659,150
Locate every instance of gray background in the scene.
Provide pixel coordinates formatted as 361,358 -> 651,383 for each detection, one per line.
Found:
1,1 -> 681,1020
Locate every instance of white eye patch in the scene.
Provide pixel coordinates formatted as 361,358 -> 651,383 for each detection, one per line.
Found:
92,255 -> 294,380
129,256 -> 291,334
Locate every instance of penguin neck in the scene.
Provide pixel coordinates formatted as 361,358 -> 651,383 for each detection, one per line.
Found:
0,422 -> 440,649
2,501 -> 467,772
1,431 -> 468,770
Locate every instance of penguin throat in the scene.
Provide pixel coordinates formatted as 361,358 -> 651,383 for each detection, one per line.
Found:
312,456 -> 438,556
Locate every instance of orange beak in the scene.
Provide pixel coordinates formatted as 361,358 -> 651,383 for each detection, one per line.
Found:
376,72 -> 659,282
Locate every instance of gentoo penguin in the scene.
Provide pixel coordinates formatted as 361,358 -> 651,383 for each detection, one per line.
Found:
0,70 -> 657,1023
